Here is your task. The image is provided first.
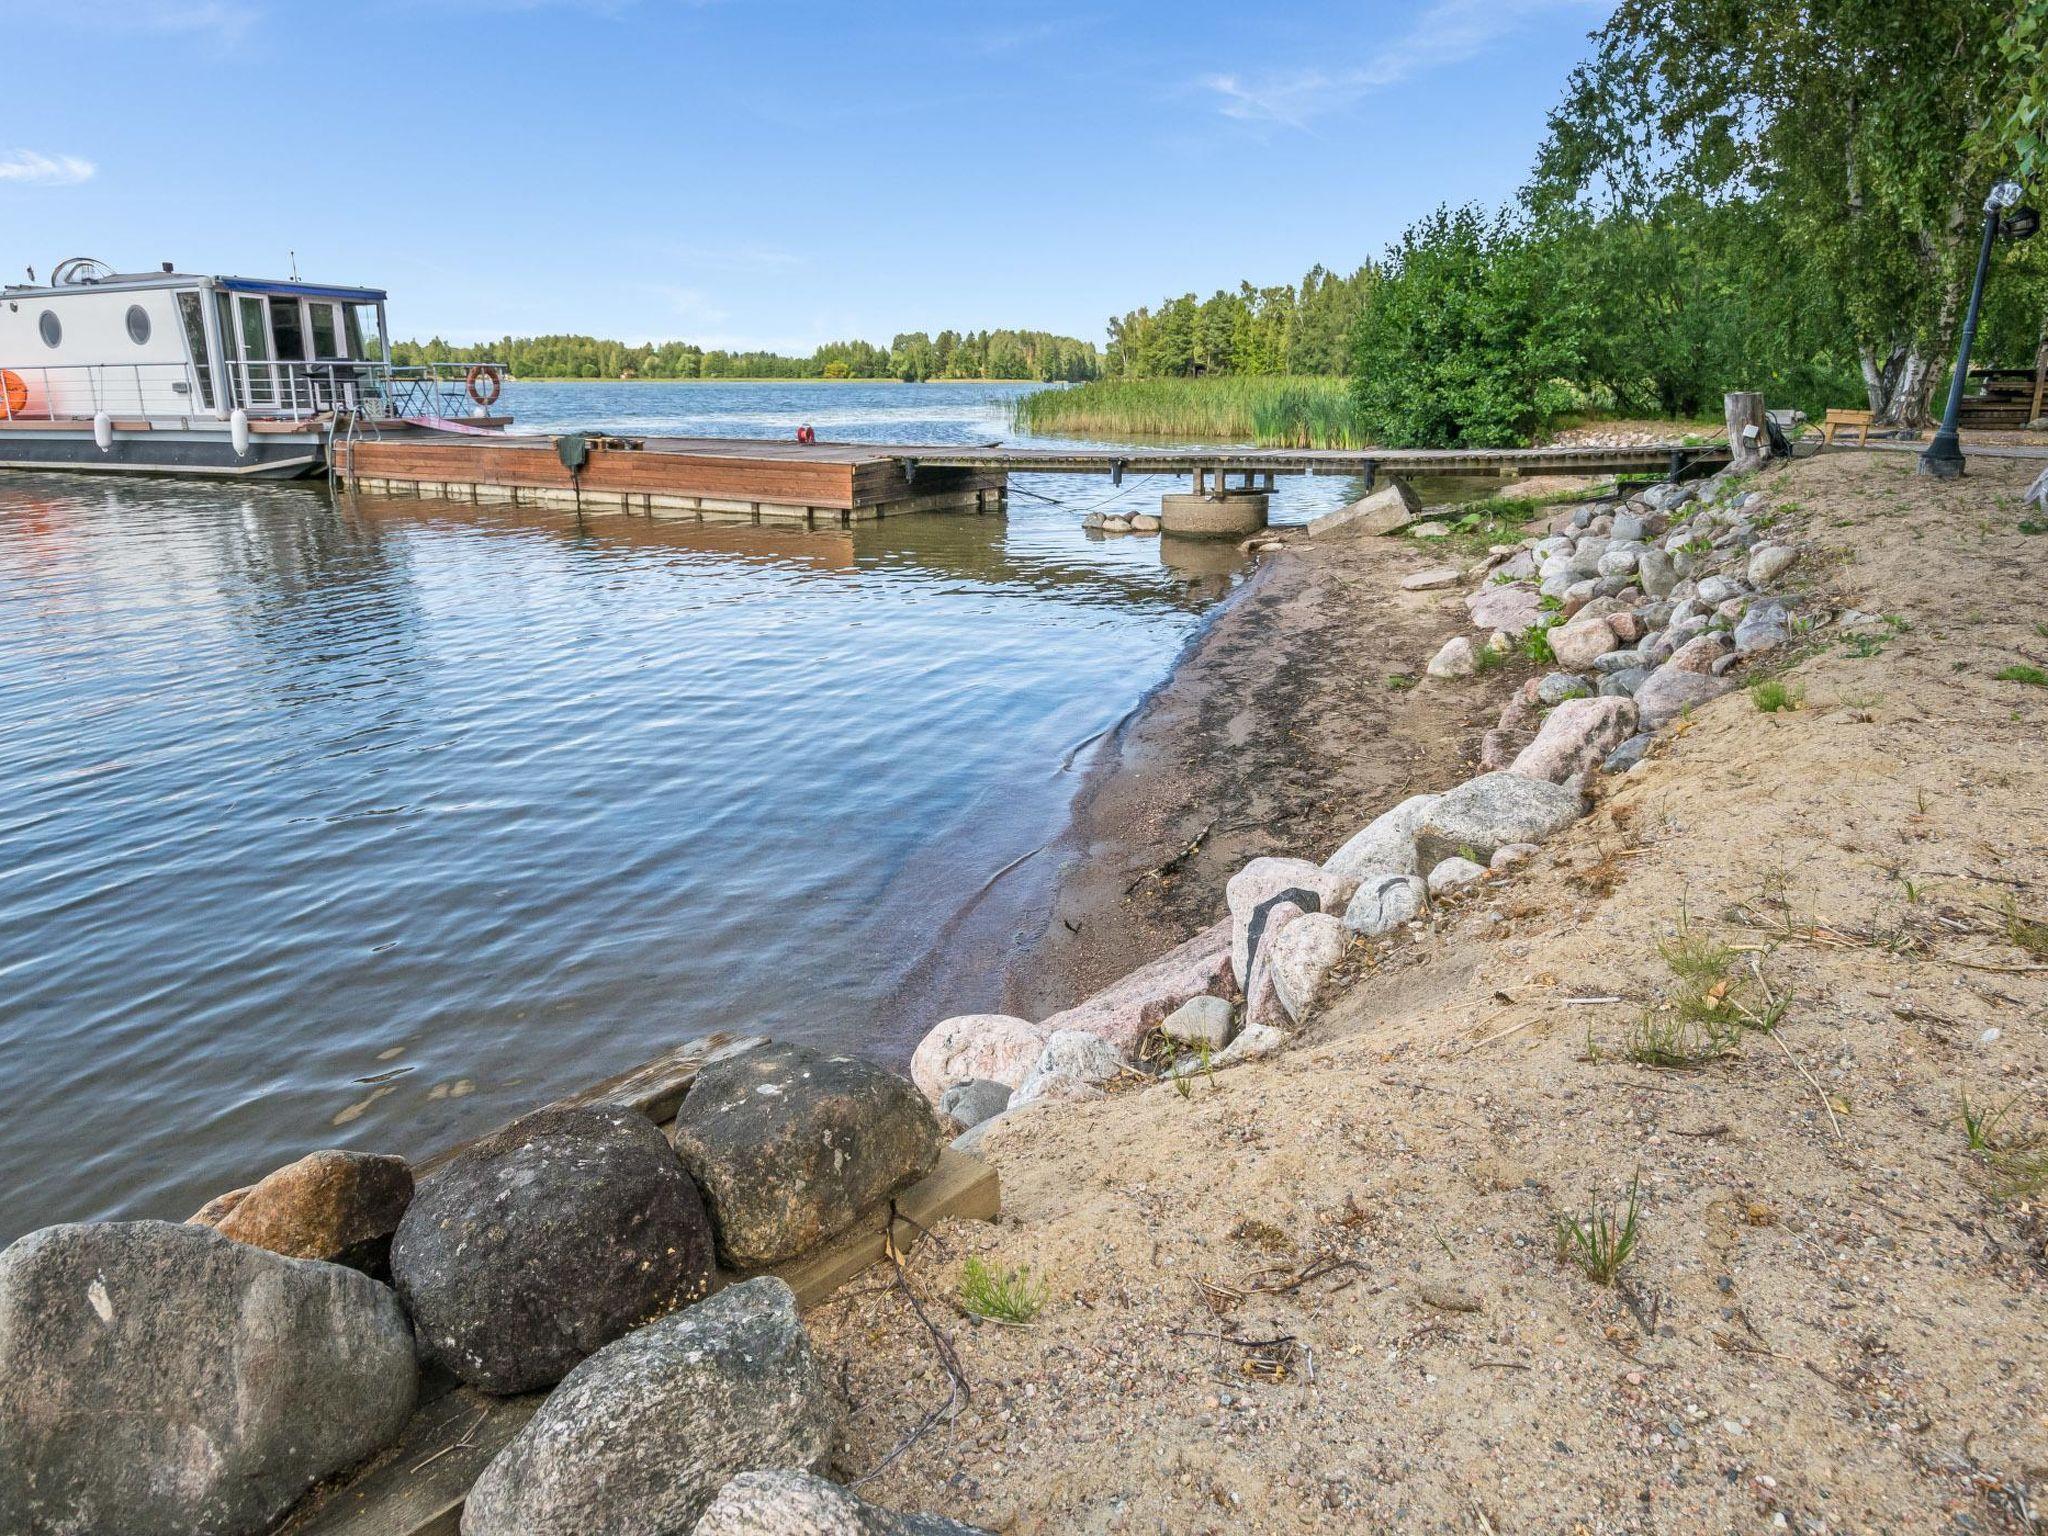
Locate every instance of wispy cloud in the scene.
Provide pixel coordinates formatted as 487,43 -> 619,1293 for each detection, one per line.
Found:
1203,0 -> 1601,129
0,150 -> 96,187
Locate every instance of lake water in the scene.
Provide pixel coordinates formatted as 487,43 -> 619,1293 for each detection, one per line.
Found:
0,380 -> 1394,1240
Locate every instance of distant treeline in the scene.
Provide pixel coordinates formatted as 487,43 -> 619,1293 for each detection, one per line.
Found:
1104,266 -> 1374,379
389,329 -> 1100,383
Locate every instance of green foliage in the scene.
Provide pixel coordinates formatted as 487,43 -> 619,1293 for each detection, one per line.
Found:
1995,664 -> 2048,687
1530,0 -> 2048,427
958,1257 -> 1046,1324
1749,678 -> 1803,712
1105,267 -> 1376,379
1554,1175 -> 1643,1285
1624,1012 -> 1739,1068
392,327 -> 1101,384
1350,205 -> 1583,448
1986,0 -> 2048,181
1014,376 -> 1361,446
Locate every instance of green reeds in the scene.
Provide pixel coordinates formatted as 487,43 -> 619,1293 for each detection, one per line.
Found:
1015,377 -> 1365,448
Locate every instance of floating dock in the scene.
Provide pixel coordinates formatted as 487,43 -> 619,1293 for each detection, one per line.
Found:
336,426 -> 1730,527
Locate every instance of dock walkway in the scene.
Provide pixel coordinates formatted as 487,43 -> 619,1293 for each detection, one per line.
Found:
337,427 -> 1731,526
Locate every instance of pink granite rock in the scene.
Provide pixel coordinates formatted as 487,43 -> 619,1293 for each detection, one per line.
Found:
909,1014 -> 1050,1101
1033,917 -> 1235,1053
1509,697 -> 1641,784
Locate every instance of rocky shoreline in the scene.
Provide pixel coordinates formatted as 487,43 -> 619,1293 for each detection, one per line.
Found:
910,458 -> 1830,1141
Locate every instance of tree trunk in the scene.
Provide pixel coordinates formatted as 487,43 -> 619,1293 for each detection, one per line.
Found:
1725,391 -> 1768,472
1861,344 -> 1942,429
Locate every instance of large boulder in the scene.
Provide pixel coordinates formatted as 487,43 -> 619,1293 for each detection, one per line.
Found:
1327,798 -> 1441,884
1465,582 -> 1545,637
1508,696 -> 1640,784
1425,635 -> 1477,679
393,1105 -> 714,1394
0,1221 -> 415,1536
936,1079 -> 1010,1131
692,1470 -> 992,1535
1633,664 -> 1736,730
1546,609 -> 1624,670
1011,1029 -> 1125,1107
673,1044 -> 939,1269
1034,917 -> 1235,1051
1224,857 -> 1355,982
1242,899 -> 1309,1031
464,1278 -> 832,1536
192,1149 -> 413,1273
1304,478 -> 1422,538
1269,912 -> 1350,1022
1415,772 -> 1584,867
909,1014 -> 1048,1101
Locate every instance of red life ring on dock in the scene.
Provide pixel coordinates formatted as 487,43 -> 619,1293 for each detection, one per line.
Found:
465,365 -> 503,408
1,370 -> 26,417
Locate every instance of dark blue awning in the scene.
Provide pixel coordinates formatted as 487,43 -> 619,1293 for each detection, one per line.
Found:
217,277 -> 387,303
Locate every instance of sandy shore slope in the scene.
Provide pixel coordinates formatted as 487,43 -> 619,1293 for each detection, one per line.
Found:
812,450 -> 2048,1534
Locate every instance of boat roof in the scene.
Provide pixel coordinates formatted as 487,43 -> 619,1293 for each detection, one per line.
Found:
1,270 -> 386,302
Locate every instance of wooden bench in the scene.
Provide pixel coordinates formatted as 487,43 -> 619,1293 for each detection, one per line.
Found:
1821,408 -> 1874,446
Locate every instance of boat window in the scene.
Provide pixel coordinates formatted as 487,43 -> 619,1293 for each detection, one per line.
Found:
126,305 -> 152,346
344,303 -> 385,362
238,296 -> 275,405
308,303 -> 340,360
38,310 -> 61,348
175,292 -> 216,410
268,297 -> 306,363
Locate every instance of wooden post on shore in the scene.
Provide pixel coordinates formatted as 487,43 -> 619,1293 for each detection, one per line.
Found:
1725,391 -> 1767,472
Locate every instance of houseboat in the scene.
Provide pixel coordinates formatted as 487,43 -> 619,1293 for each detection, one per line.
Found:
0,257 -> 505,478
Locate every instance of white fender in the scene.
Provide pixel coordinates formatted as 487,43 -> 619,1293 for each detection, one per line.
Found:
230,409 -> 251,458
92,412 -> 113,452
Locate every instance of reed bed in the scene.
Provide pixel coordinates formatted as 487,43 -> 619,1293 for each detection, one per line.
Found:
1015,377 -> 1366,448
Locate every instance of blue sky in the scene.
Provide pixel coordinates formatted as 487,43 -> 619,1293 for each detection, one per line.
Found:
0,0 -> 1610,351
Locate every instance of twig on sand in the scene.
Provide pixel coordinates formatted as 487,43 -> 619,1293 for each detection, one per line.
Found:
1124,817 -> 1216,896
409,1410 -> 489,1475
849,1206 -> 972,1489
1770,1030 -> 1844,1141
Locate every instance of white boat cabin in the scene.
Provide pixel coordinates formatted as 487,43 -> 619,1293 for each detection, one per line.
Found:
1,257 -> 392,422
0,258 -> 504,478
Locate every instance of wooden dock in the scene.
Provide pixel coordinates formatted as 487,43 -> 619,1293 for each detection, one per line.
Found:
336,425 -> 1729,525
271,1033 -> 1001,1536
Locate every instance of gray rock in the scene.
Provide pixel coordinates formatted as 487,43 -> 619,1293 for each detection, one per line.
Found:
1597,667 -> 1652,697
1416,772 -> 1584,867
1633,665 -> 1736,729
1509,696 -> 1639,783
464,1279 -> 833,1536
1568,539 -> 1610,579
1597,545 -> 1640,577
1610,512 -> 1646,542
1306,479 -> 1422,538
1747,543 -> 1797,585
1401,565 -> 1464,591
0,1221 -> 415,1536
1695,574 -> 1744,606
1593,648 -> 1647,675
1636,548 -> 1678,597
1324,793 -> 1440,881
1603,733 -> 1654,773
1536,671 -> 1594,706
1489,842 -> 1539,872
674,1043 -> 939,1270
1013,1029 -> 1124,1106
1733,598 -> 1792,656
936,1080 -> 1010,1131
1160,994 -> 1233,1051
395,1105 -> 713,1393
1426,635 -> 1477,679
1711,651 -> 1743,676
1341,873 -> 1428,938
692,1470 -> 993,1535
1426,856 -> 1488,895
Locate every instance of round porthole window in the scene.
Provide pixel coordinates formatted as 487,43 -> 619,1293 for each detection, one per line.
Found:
126,305 -> 151,345
38,310 -> 61,348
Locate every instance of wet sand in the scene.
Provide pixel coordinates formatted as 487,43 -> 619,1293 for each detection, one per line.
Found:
999,532 -> 1520,1018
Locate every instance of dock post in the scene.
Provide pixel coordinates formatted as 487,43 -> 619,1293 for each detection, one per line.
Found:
1361,458 -> 1377,492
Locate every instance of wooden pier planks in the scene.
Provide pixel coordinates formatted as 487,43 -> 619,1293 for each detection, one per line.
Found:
274,1038 -> 999,1536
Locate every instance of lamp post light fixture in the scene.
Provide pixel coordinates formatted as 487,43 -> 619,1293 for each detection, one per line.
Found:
1920,178 -> 2028,479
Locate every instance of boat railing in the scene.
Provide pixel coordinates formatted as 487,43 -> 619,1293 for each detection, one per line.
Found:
0,360 -> 213,422
0,360 -> 507,425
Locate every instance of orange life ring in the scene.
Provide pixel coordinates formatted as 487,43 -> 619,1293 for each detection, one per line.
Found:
1,370 -> 26,417
465,365 -> 503,408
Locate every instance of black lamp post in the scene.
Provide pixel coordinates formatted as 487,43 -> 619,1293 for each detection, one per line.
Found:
1920,178 -> 2027,479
